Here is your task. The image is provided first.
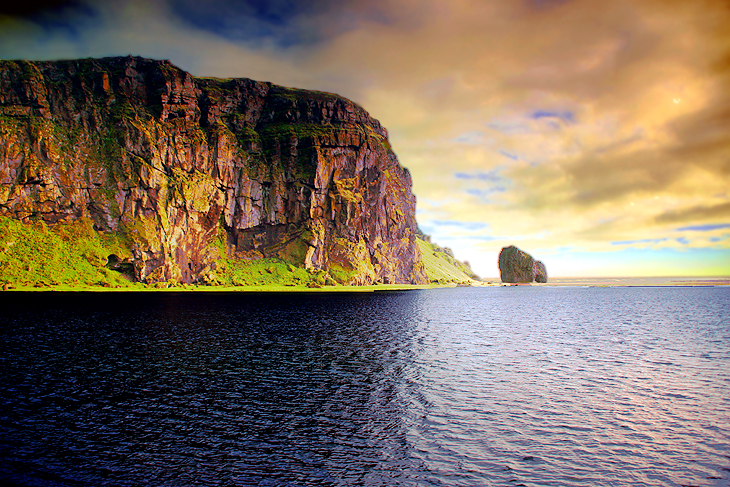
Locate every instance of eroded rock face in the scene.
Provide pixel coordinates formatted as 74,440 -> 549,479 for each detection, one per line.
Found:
533,260 -> 548,283
0,56 -> 427,284
498,245 -> 548,283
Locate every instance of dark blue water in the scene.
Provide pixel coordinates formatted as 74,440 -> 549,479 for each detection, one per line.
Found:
0,287 -> 728,486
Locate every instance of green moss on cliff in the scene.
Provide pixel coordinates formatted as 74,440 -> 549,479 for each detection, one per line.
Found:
334,177 -> 362,204
0,216 -> 135,289
209,228 -> 330,287
328,264 -> 358,285
258,122 -> 339,139
270,86 -> 341,104
225,258 -> 324,287
215,254 -> 335,288
256,123 -> 340,179
327,237 -> 376,285
276,232 -> 312,266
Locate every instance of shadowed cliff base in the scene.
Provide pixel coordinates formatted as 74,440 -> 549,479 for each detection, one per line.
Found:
0,56 -> 428,286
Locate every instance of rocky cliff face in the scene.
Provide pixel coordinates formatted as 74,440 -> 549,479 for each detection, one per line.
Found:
498,245 -> 548,283
0,56 -> 427,285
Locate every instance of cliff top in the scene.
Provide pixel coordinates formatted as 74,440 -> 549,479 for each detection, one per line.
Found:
0,55 -> 388,138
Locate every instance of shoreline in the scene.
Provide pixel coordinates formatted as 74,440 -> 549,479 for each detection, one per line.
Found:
0,283 -> 459,293
2,277 -> 729,292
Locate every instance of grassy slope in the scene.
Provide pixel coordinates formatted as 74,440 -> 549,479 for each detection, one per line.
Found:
416,238 -> 478,284
0,216 -> 136,289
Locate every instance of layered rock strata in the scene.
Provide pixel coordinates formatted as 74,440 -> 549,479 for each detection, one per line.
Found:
498,245 -> 548,283
0,56 -> 427,284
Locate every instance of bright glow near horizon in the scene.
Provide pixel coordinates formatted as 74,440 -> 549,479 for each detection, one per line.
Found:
1,0 -> 729,278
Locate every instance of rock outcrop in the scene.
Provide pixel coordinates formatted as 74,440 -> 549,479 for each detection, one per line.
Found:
532,260 -> 548,283
0,56 -> 427,285
498,245 -> 548,283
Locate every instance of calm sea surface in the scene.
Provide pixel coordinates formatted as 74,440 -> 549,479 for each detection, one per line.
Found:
0,287 -> 728,486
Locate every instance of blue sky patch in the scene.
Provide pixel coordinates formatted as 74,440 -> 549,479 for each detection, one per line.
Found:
453,131 -> 484,144
676,223 -> 730,232
530,110 -> 575,124
498,150 -> 519,161
485,120 -> 531,135
456,168 -> 511,202
454,168 -> 503,182
461,235 -> 501,241
465,187 -> 506,198
431,220 -> 488,231
611,238 -> 667,246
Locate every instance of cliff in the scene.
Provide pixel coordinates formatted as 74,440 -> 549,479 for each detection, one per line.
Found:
0,56 -> 427,286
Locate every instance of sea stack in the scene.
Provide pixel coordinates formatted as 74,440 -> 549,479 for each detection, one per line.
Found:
498,245 -> 548,283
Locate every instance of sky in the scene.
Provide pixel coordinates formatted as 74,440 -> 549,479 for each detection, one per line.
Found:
1,0 -> 729,278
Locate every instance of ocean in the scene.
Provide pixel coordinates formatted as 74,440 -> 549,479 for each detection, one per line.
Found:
1,286 -> 728,486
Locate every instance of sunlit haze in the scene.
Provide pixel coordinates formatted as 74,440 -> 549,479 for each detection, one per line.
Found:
2,0 -> 729,277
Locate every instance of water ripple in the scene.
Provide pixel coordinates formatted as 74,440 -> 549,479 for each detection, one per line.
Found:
0,287 -> 728,486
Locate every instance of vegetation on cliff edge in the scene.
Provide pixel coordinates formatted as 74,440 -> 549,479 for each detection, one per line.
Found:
0,216 -> 135,289
416,238 -> 479,285
0,217 -> 481,290
0,217 -> 357,290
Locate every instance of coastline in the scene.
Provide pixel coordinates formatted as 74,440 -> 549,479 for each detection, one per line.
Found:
0,283 -> 451,293
2,277 -> 729,292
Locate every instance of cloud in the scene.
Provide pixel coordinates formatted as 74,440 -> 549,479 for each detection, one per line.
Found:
0,0 -> 729,277
167,0 -> 394,48
0,0 -> 90,19
655,202 -> 730,225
